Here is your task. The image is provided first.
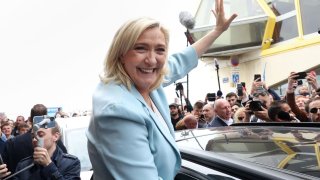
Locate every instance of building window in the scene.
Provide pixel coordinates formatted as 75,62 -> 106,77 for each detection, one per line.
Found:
266,0 -> 298,44
299,0 -> 320,36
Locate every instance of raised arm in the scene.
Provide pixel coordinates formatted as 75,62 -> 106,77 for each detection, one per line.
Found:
192,0 -> 237,57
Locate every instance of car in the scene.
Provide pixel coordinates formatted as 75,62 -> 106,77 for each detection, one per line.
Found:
55,116 -> 93,180
175,123 -> 320,180
56,116 -> 320,180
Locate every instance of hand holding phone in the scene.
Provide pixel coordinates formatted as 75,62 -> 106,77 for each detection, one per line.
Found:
293,72 -> 307,80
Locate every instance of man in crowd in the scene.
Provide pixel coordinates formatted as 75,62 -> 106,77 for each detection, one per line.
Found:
268,100 -> 298,122
169,103 -> 183,130
1,122 -> 14,140
12,115 -> 25,136
11,122 -> 80,179
286,72 -> 318,122
307,97 -> 320,122
0,113 -> 8,125
207,99 -> 233,127
1,104 -> 67,174
18,123 -> 30,135
226,92 -> 238,107
202,103 -> 215,127
175,100 -> 205,130
182,115 -> 198,129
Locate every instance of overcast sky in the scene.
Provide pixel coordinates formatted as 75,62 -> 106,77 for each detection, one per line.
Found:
0,0 -> 218,118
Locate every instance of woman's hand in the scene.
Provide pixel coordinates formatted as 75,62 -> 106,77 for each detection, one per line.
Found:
212,0 -> 238,33
192,0 -> 237,56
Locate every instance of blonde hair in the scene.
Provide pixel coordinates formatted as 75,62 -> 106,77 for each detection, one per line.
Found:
101,17 -> 170,91
233,107 -> 246,123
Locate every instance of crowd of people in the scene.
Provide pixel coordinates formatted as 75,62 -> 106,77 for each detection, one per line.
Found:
170,71 -> 320,130
0,104 -> 80,179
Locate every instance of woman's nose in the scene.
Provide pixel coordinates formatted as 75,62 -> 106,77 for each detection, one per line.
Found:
145,51 -> 157,64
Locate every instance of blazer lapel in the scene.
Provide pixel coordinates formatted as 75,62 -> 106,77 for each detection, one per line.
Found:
126,85 -> 178,153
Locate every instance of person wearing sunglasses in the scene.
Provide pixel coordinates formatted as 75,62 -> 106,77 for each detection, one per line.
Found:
308,97 -> 320,122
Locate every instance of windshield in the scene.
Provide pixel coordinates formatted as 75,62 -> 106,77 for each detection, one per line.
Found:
176,126 -> 320,178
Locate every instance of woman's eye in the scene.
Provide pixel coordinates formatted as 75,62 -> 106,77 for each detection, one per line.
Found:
134,46 -> 147,51
156,48 -> 166,54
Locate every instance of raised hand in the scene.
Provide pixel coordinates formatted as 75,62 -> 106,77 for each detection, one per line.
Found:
192,0 -> 237,57
211,0 -> 238,33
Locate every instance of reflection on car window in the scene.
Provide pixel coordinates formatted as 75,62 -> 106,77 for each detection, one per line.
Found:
176,127 -> 320,178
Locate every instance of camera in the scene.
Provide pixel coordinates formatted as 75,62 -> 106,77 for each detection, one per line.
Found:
200,114 -> 205,120
207,93 -> 216,101
33,115 -> 55,147
175,83 -> 183,91
249,101 -> 263,111
33,115 -> 56,130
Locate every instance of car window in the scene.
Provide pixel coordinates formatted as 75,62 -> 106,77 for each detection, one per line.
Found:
176,127 -> 320,178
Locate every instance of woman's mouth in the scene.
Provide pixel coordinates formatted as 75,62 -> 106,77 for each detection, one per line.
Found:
139,68 -> 155,73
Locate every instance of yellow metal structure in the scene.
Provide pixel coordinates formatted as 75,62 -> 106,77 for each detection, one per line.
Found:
257,0 -> 276,50
258,0 -> 320,56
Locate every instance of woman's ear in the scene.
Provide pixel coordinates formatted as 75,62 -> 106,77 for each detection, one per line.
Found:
120,55 -> 125,64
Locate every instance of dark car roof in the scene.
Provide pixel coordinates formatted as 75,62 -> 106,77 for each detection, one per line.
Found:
175,123 -> 320,179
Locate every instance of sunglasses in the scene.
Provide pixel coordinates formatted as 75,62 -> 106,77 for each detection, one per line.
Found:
310,108 -> 320,114
252,91 -> 268,97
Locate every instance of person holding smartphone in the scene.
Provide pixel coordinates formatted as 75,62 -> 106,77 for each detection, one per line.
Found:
286,72 -> 318,122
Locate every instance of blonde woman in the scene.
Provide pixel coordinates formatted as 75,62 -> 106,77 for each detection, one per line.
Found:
86,1 -> 237,179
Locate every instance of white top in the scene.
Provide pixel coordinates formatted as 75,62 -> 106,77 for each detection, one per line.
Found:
151,99 -> 170,132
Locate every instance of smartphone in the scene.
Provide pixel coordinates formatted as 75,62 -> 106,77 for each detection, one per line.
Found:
254,74 -> 261,82
293,72 -> 307,80
249,101 -> 263,111
297,80 -> 303,86
241,82 -> 246,88
207,93 -> 216,101
237,84 -> 243,96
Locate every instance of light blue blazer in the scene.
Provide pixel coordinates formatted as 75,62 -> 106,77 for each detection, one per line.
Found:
86,46 -> 198,180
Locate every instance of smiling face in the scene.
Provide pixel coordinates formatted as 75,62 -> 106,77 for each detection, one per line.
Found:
121,27 -> 167,95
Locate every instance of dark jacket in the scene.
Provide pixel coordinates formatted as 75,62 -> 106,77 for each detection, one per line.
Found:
2,131 -> 67,173
207,116 -> 228,127
13,147 -> 80,180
